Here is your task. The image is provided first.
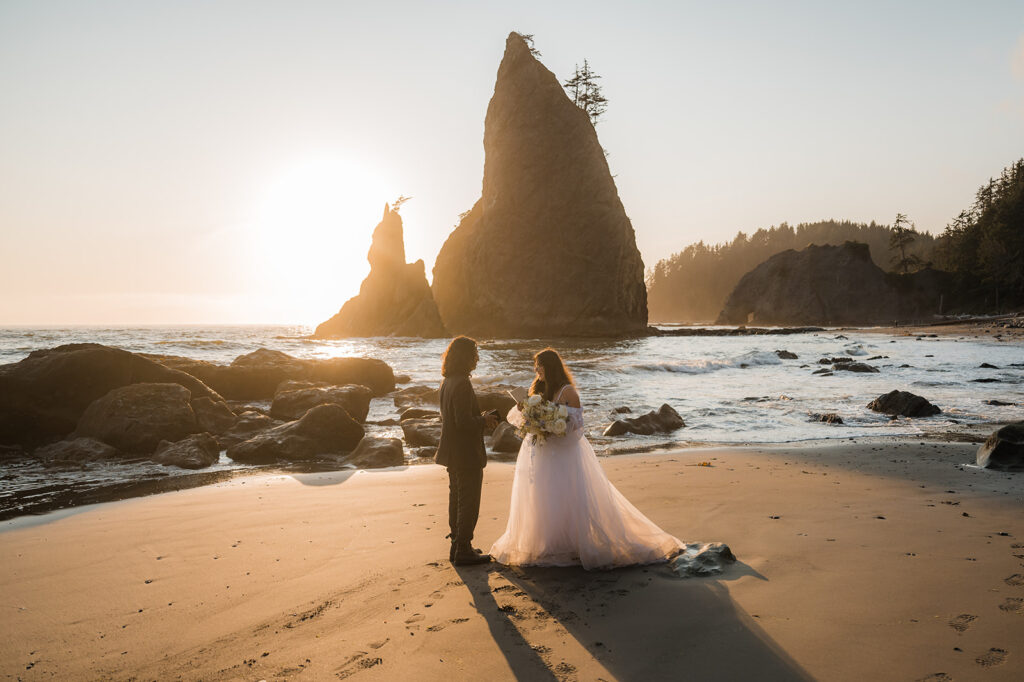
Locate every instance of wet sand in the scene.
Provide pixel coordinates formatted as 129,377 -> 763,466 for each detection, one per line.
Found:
1,442 -> 1022,681
851,316 -> 1024,340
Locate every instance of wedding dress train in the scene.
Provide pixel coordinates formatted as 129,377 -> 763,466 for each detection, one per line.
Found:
489,388 -> 684,570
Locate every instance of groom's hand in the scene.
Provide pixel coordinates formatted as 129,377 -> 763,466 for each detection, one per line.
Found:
483,412 -> 499,429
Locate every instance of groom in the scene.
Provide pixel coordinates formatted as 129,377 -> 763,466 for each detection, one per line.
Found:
436,336 -> 498,566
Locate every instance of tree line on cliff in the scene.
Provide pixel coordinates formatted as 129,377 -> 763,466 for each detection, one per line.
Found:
648,158 -> 1023,322
646,220 -> 938,322
936,158 -> 1024,310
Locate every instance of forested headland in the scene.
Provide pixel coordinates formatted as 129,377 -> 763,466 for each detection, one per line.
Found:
647,158 -> 1023,323
646,220 -> 937,322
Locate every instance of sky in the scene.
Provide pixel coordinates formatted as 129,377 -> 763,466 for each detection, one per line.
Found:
2,0 -> 1022,325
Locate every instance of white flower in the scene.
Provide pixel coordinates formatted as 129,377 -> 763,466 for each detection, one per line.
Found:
551,418 -> 567,435
556,404 -> 568,418
527,394 -> 542,407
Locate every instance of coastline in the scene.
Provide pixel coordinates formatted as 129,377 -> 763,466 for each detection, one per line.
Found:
2,441 -> 1022,680
2,425 -> 1008,523
847,316 -> 1024,340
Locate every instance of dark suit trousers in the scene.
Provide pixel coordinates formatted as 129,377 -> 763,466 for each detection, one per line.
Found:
447,467 -> 483,546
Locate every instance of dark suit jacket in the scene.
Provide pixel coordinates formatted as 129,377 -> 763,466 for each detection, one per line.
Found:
435,374 -> 487,469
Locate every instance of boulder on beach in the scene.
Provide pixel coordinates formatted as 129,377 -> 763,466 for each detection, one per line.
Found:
976,422 -> 1024,471
33,437 -> 123,463
0,343 -> 221,447
345,437 -> 405,469
671,542 -> 737,578
476,390 -> 517,420
401,418 -> 442,447
430,32 -> 647,337
833,362 -> 879,373
489,421 -> 523,454
603,404 -> 685,437
775,350 -> 798,359
270,381 -> 373,423
146,348 -> 395,400
226,404 -> 364,464
191,397 -> 237,435
72,383 -> 201,454
216,410 -> 283,449
867,390 -> 941,418
399,407 -> 440,421
809,413 -> 844,425
153,433 -> 221,469
314,205 -> 446,339
393,385 -> 440,408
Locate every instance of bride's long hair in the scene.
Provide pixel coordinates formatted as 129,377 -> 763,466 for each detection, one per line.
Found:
530,348 -> 575,401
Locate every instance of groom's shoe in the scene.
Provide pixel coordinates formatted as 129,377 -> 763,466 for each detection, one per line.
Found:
448,539 -> 483,563
453,545 -> 491,566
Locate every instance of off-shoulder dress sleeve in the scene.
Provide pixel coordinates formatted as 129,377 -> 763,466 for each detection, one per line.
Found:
506,405 -> 526,428
566,406 -> 584,432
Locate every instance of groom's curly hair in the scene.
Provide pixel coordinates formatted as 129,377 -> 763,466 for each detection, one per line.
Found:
441,336 -> 479,377
530,348 -> 575,401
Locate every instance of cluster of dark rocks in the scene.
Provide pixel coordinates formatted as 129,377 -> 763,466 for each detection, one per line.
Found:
0,341 -> 696,475
0,343 -> 397,471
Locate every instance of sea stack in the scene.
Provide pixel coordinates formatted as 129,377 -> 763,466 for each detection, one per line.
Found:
431,32 -> 647,337
314,205 -> 446,338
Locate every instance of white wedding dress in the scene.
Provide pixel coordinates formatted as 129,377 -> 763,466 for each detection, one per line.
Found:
489,386 -> 685,570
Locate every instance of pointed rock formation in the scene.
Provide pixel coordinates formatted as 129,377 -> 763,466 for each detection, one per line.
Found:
315,205 -> 446,338
431,33 -> 647,337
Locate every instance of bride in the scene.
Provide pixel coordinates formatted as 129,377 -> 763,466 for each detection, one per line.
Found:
490,348 -> 685,570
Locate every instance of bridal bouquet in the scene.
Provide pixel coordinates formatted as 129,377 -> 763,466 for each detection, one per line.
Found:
516,394 -> 569,444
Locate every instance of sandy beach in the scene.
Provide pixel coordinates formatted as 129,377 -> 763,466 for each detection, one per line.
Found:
1,440 -> 1022,681
850,317 -> 1024,341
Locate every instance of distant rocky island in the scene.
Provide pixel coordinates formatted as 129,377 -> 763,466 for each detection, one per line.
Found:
716,242 -> 958,326
317,32 -> 647,339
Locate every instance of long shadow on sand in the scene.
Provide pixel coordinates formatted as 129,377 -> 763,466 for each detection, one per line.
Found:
289,465 -> 409,487
458,561 -> 811,681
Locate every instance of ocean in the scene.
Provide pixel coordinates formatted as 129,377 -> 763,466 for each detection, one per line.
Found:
1,324 -> 1021,519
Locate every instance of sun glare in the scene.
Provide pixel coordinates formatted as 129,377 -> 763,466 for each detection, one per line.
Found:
251,156 -> 394,325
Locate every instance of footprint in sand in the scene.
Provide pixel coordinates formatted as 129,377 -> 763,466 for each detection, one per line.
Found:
553,660 -> 577,681
949,614 -> 977,632
975,648 -> 1008,668
998,597 -> 1023,614
404,614 -> 425,624
336,654 -> 383,679
1004,574 -> 1024,587
915,674 -> 952,682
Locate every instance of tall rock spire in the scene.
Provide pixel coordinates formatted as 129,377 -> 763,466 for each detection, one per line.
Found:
314,205 -> 446,338
431,32 -> 647,337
